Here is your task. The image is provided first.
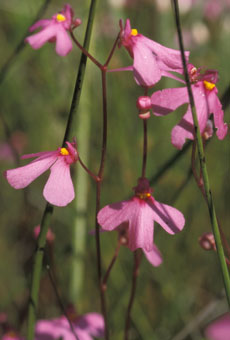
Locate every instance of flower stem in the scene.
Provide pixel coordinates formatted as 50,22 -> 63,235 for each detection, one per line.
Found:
27,0 -> 98,337
124,251 -> 141,340
172,0 -> 230,306
142,119 -> 148,178
27,203 -> 53,340
94,68 -> 109,339
102,240 -> 122,290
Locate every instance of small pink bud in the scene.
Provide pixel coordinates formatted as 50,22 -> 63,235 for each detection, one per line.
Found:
199,232 -> 216,251
72,18 -> 82,28
136,96 -> 152,110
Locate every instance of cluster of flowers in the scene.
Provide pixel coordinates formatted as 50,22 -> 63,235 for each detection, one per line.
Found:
1,310 -> 104,340
3,3 -> 228,338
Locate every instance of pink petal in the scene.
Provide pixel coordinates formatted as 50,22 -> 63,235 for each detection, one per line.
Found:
143,244 -> 163,267
171,108 -> 195,149
29,19 -> 51,32
76,313 -> 105,338
127,198 -> 154,251
25,24 -> 58,50
208,89 -> 228,139
5,154 -> 57,189
132,40 -> 161,87
143,36 -> 190,72
36,317 -> 75,340
97,200 -> 133,231
151,87 -> 188,116
149,200 -> 185,234
43,157 -> 75,206
55,28 -> 72,56
171,84 -> 209,149
205,313 -> 230,340
21,150 -> 58,160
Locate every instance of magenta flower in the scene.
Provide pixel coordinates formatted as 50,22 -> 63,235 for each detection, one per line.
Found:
4,141 -> 78,207
205,313 -> 230,340
119,19 -> 190,87
97,178 -> 185,252
35,312 -> 104,340
25,4 -> 81,56
2,333 -> 24,340
149,65 -> 228,149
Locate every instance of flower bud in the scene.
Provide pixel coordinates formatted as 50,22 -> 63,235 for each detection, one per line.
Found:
199,232 -> 216,251
136,96 -> 152,110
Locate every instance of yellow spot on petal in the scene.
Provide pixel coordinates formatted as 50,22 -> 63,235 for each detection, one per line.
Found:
56,13 -> 66,22
203,80 -> 215,91
136,192 -> 151,200
60,147 -> 69,156
131,29 -> 138,36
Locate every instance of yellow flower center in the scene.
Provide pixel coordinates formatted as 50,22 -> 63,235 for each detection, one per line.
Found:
60,147 -> 69,156
136,192 -> 151,200
203,80 -> 215,91
56,14 -> 66,22
131,29 -> 138,36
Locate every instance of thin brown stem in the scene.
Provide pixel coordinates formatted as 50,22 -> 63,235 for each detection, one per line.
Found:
124,251 -> 142,340
104,33 -> 120,67
78,156 -> 100,182
142,119 -> 148,178
94,68 -> 109,339
70,31 -> 103,69
102,241 -> 122,289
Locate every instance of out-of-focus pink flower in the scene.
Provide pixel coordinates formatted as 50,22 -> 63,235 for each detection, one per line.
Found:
119,19 -> 190,87
149,65 -> 228,149
34,225 -> 55,242
97,177 -> 185,252
2,332 -> 24,340
35,312 -> 104,340
205,313 -> 230,340
0,131 -> 27,162
117,222 -> 163,266
25,4 -> 82,56
4,141 -> 78,207
199,232 -> 216,251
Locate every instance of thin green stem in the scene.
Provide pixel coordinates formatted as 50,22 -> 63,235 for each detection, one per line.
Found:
27,0 -> 98,337
27,203 -> 53,339
172,0 -> 230,306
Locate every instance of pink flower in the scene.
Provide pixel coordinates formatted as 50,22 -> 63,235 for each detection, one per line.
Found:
25,4 -> 81,56
35,312 -> 104,340
149,65 -> 228,149
97,178 -> 185,252
2,332 -> 24,340
4,141 -> 78,207
117,222 -> 163,266
119,19 -> 190,87
205,313 -> 230,340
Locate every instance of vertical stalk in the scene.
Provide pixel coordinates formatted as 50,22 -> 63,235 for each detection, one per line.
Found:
27,203 -> 53,339
172,0 -> 230,306
95,68 -> 109,339
142,119 -> 148,178
27,1 -> 99,338
124,251 -> 141,340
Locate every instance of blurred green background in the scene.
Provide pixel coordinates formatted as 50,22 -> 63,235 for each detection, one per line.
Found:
0,0 -> 230,339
